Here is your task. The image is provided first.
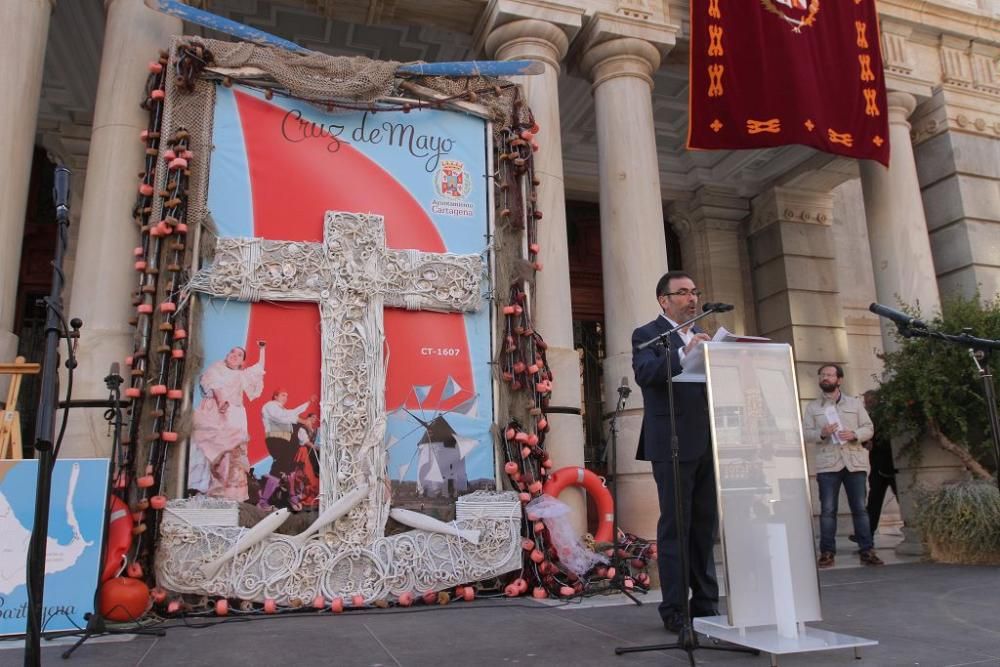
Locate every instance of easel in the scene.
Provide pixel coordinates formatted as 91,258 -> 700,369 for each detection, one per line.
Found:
0,356 -> 40,460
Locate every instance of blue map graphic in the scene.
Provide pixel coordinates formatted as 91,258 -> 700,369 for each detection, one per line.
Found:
0,459 -> 108,635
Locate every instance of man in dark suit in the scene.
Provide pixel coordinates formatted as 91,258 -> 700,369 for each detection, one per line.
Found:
632,270 -> 719,633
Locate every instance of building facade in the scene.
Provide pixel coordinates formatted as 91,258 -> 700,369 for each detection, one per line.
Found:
4,0 -> 999,547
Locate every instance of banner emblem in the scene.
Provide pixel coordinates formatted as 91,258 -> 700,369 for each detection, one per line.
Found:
761,0 -> 820,32
435,160 -> 471,200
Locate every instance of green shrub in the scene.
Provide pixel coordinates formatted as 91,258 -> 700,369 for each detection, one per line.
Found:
873,294 -> 1000,477
915,481 -> 1000,565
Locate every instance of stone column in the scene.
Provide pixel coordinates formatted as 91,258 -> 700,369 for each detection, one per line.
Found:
861,92 -> 968,556
669,189 -> 750,335
910,86 -> 1000,301
0,0 -> 52,366
60,0 -> 180,457
859,92 -> 941,351
749,186 -> 856,536
483,10 -> 588,532
579,28 -> 674,540
749,187 -> 849,399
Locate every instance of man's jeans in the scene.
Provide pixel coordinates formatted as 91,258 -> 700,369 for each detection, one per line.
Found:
817,468 -> 873,553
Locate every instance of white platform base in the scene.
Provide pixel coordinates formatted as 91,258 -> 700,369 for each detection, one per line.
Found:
694,616 -> 877,666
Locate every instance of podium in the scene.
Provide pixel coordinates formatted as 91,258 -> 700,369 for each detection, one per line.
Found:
692,342 -> 876,665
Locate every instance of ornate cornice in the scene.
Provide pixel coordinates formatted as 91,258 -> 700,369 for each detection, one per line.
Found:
876,0 -> 1000,42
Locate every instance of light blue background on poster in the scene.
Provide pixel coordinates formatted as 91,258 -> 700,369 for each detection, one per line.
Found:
0,459 -> 109,635
199,85 -> 495,483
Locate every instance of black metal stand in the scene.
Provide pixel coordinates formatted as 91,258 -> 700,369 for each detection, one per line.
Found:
24,167 -> 75,667
969,350 -> 1000,495
617,308 -> 758,664
61,368 -> 166,660
601,380 -> 641,606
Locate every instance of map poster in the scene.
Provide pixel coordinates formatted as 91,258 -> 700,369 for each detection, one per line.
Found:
0,459 -> 109,636
188,84 -> 496,520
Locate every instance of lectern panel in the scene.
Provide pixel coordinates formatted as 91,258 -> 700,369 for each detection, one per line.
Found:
704,343 -> 821,630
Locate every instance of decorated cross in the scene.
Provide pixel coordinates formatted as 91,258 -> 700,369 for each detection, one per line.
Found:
189,211 -> 483,545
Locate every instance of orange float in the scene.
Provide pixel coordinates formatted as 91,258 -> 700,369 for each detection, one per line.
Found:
101,495 -> 133,582
99,577 -> 150,622
541,467 -> 615,544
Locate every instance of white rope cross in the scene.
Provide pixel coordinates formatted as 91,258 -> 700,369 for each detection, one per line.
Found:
188,211 -> 483,545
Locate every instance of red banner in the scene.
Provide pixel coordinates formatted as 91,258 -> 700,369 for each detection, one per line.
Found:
688,0 -> 890,166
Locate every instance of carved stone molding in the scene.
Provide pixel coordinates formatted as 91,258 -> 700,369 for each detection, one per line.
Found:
484,18 -> 572,68
909,88 -> 1000,145
670,189 -> 748,238
941,35 -> 974,88
473,0 -> 584,58
579,36 -> 662,89
668,208 -> 693,238
571,8 -> 678,88
880,21 -> 914,77
970,42 -> 1000,96
749,186 -> 834,236
616,0 -> 653,22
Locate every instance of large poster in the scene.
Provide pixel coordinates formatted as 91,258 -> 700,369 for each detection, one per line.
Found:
0,459 -> 109,635
187,85 -> 495,519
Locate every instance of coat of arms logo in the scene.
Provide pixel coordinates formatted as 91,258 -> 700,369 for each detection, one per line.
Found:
760,0 -> 821,32
435,160 -> 472,200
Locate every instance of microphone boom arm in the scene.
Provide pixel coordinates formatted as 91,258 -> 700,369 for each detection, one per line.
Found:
636,308 -> 718,351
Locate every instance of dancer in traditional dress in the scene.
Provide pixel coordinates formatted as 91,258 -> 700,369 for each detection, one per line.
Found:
190,343 -> 265,501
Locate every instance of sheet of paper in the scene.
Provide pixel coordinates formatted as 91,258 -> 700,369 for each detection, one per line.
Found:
713,326 -> 771,343
823,405 -> 843,444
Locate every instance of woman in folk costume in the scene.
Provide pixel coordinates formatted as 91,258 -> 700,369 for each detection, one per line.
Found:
191,343 -> 265,501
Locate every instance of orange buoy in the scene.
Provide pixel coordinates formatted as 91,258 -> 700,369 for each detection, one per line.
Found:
542,467 -> 615,544
99,577 -> 150,622
102,496 -> 133,582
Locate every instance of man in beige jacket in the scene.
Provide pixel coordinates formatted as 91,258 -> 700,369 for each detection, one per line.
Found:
802,364 -> 883,568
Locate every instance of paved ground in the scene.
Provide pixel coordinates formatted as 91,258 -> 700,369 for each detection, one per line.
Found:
4,542 -> 998,667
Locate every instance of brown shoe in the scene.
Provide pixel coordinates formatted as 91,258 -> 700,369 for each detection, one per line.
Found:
817,551 -> 835,568
860,549 -> 884,566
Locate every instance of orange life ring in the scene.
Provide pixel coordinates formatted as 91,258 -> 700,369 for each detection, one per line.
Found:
102,495 -> 134,583
542,467 -> 615,544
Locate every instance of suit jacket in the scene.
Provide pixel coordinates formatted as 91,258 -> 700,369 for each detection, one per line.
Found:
631,316 -> 711,463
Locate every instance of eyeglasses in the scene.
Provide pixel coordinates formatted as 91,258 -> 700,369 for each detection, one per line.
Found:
662,289 -> 702,298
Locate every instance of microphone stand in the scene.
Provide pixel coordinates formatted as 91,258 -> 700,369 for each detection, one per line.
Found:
602,380 -> 641,605
60,367 -> 165,660
24,167 -> 76,667
882,320 -> 1000,495
616,306 -> 758,664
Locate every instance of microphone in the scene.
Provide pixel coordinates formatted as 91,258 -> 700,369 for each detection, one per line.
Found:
53,166 -> 71,218
869,303 -> 927,329
618,376 -> 631,397
702,302 -> 735,313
